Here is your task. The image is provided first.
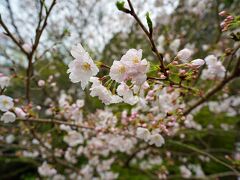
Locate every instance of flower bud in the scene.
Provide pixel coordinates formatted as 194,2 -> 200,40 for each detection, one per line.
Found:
218,11 -> 228,17
176,48 -> 193,63
38,80 -> 45,87
190,59 -> 205,67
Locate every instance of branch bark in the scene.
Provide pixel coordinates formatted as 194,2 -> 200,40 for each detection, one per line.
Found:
16,117 -> 94,130
25,0 -> 57,103
121,0 -> 168,77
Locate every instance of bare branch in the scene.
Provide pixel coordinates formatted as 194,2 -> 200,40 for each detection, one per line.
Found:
0,15 -> 28,55
25,0 -> 57,103
120,0 -> 168,77
5,0 -> 23,42
16,117 -> 95,130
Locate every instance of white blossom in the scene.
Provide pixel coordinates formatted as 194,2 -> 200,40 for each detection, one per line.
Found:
63,130 -> 84,147
136,127 -> 150,142
38,161 -> 57,177
201,55 -> 226,80
180,165 -> 192,178
0,75 -> 10,89
177,48 -> 193,63
148,133 -> 165,147
117,82 -> 138,105
120,49 -> 149,85
6,134 -> 15,144
67,43 -> 99,89
190,59 -> 205,67
0,95 -> 14,112
1,111 -> 16,123
109,61 -> 127,83
14,107 -> 27,118
38,80 -> 45,87
90,77 -> 122,105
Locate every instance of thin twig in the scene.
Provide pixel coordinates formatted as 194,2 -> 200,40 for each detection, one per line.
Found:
25,0 -> 57,103
5,0 -> 23,42
169,140 -> 240,175
121,0 -> 167,76
0,15 -> 28,55
16,117 -> 95,130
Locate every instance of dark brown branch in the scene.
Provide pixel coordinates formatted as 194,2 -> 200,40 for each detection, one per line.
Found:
0,15 -> 28,55
16,117 -> 94,130
5,0 -> 23,42
122,0 -> 167,77
25,0 -> 56,103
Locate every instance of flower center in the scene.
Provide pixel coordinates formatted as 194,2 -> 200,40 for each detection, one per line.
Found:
133,56 -> 140,64
2,100 -> 9,106
82,62 -> 91,71
118,65 -> 126,74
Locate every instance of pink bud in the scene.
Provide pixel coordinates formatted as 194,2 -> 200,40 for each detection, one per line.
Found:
220,22 -> 225,28
172,61 -> 178,65
226,15 -> 234,20
14,107 -> 27,118
160,74 -> 166,79
38,80 -> 45,87
218,11 -> 227,17
179,69 -> 186,74
148,90 -> 155,96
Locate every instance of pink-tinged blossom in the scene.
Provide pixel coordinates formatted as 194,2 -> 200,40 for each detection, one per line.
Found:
148,133 -> 165,147
117,82 -> 138,105
63,130 -> 84,147
1,111 -> 16,123
109,60 -> 127,83
90,77 -> 122,105
38,80 -> 45,87
180,165 -> 192,178
38,161 -> 57,177
136,127 -> 150,142
110,49 -> 149,85
177,48 -> 193,63
14,107 -> 27,118
201,55 -> 226,80
67,43 -> 99,89
0,95 -> 14,112
0,75 -> 10,89
190,59 -> 205,67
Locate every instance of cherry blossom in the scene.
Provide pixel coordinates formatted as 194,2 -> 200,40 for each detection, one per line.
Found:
0,95 -> 14,112
0,75 -> 10,89
176,48 -> 193,63
1,111 -> 16,123
67,43 -> 99,89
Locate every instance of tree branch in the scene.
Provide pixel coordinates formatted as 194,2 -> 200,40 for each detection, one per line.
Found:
16,117 -> 94,130
0,15 -> 28,55
5,0 -> 23,42
183,47 -> 240,115
25,0 -> 57,103
121,0 -> 167,77
169,140 -> 240,175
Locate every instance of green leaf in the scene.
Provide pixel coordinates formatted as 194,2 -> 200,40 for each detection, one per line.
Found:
116,1 -> 125,11
146,12 -> 153,33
